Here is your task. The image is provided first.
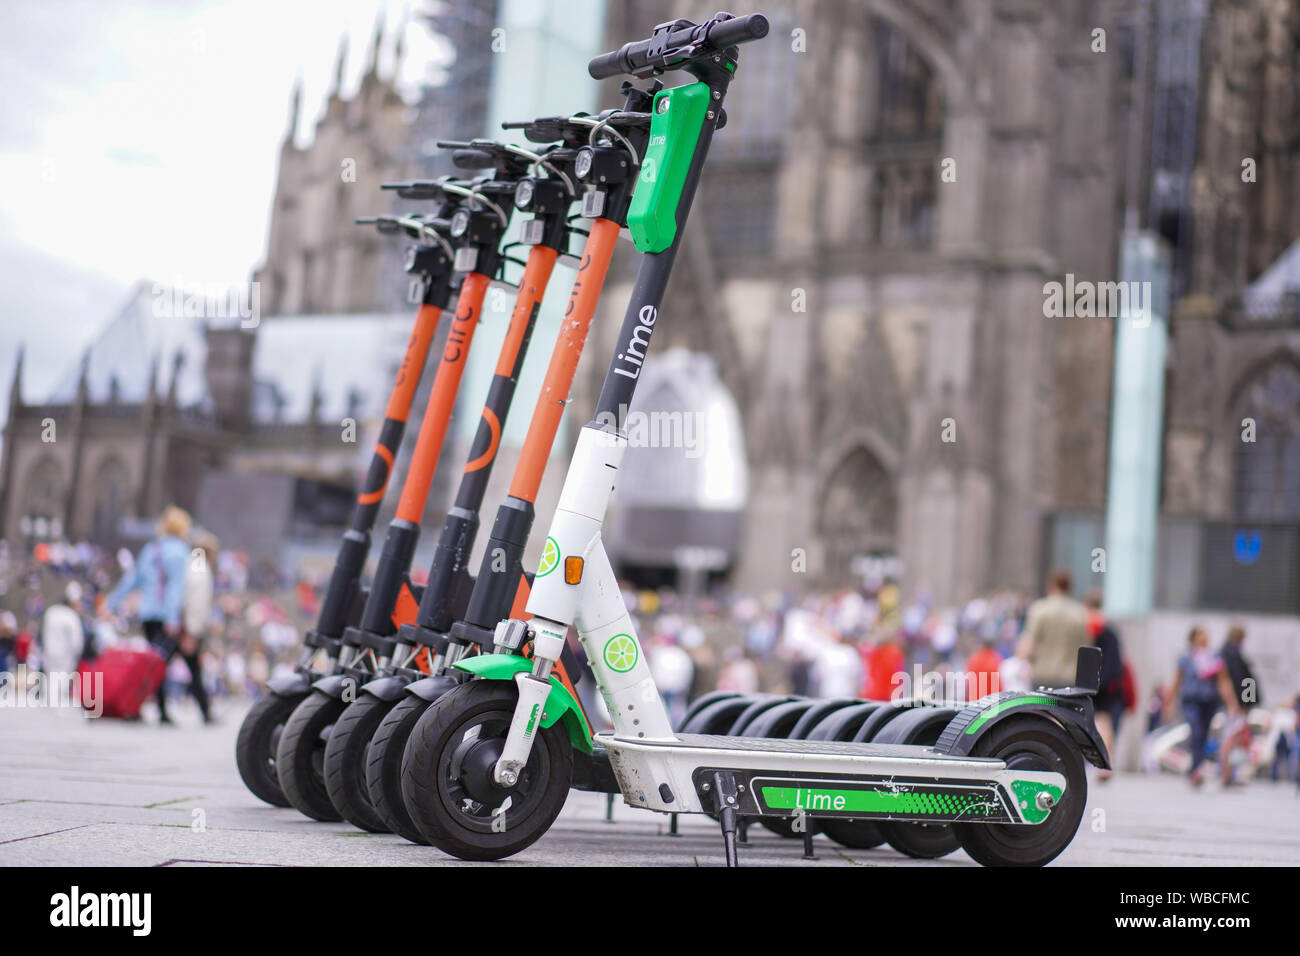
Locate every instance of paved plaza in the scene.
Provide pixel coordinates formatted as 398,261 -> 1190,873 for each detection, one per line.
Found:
1,704 -> 1297,867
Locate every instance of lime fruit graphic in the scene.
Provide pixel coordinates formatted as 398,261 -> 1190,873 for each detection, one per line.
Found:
603,634 -> 638,673
537,537 -> 560,578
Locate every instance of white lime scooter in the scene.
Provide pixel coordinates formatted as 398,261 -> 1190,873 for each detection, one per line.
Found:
398,12 -> 1111,866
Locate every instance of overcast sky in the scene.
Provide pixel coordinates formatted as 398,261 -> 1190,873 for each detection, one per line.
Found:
0,0 -> 453,404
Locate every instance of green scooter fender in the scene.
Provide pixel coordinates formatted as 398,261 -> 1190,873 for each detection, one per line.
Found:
452,654 -> 593,754
935,690 -> 1112,771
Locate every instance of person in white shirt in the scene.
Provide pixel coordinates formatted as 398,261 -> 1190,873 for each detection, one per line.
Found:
175,531 -> 219,724
41,582 -> 85,677
649,635 -> 695,727
184,537 -> 216,640
812,630 -> 862,700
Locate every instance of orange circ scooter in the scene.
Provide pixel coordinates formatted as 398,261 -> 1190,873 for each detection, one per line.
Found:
234,206 -> 459,809
256,175 -> 506,818
315,136 -> 595,833
275,148 -> 555,823
357,101 -> 654,844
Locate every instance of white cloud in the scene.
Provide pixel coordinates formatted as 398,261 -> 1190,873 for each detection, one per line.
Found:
0,0 -> 450,392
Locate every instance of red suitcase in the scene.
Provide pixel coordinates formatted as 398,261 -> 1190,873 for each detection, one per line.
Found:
79,647 -> 167,719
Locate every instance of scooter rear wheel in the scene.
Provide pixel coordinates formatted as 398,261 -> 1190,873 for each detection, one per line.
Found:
366,694 -> 432,844
677,690 -> 741,729
956,716 -> 1087,867
805,702 -> 886,849
276,690 -> 346,822
872,706 -> 962,860
235,690 -> 305,807
323,694 -> 395,832
401,680 -> 573,861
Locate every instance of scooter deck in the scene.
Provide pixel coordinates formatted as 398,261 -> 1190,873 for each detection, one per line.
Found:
597,732 -> 1064,825
628,733 -> 998,760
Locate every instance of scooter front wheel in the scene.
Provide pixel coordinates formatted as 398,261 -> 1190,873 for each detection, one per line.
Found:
956,716 -> 1087,867
400,680 -> 573,861
323,694 -> 396,832
366,694 -> 433,844
235,690 -> 306,807
276,691 -> 346,822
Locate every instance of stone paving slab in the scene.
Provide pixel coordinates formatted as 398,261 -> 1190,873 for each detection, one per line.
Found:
1,703 -> 1296,867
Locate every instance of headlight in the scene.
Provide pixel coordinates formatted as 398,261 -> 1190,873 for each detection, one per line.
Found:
514,178 -> 535,210
450,208 -> 471,237
574,147 -> 594,181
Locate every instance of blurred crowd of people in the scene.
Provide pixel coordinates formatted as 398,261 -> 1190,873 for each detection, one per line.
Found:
2,514 -> 1297,787
624,568 -> 1298,788
626,571 -> 1101,720
0,509 -> 320,720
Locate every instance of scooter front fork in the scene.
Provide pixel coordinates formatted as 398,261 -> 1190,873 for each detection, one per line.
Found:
492,618 -> 564,786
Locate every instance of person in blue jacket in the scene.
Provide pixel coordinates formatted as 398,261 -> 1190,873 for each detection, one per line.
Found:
107,506 -> 208,724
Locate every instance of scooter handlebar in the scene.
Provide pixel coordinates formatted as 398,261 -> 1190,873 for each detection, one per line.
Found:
451,148 -> 497,170
588,12 -> 768,79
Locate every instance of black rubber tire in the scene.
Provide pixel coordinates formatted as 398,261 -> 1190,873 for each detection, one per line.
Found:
235,691 -> 305,807
726,695 -> 796,735
850,702 -> 910,743
876,819 -> 962,858
748,699 -> 821,839
956,716 -> 1087,867
805,702 -> 881,741
820,818 -> 887,849
815,702 -> 893,850
677,691 -> 741,729
367,694 -> 433,845
323,694 -> 395,832
276,690 -> 346,822
744,699 -> 815,739
787,698 -> 856,739
871,705 -> 963,859
401,680 -> 573,861
679,696 -> 756,735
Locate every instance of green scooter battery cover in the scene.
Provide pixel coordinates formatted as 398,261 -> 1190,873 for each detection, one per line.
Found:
626,82 -> 711,253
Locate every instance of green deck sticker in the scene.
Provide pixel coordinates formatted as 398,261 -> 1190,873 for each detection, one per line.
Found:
760,785 -> 999,818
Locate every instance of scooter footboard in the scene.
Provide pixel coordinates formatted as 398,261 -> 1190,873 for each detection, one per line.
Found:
598,733 -> 1064,824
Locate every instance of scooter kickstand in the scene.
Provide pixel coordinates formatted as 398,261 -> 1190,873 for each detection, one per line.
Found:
709,772 -> 742,867
800,824 -> 817,861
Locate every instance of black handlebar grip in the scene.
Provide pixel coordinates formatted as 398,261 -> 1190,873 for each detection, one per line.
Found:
452,148 -> 497,170
587,46 -> 629,80
709,12 -> 769,47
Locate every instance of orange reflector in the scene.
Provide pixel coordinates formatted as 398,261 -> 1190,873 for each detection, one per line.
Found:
564,556 -> 584,585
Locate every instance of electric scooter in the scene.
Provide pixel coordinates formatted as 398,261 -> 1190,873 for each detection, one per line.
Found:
361,102 -> 655,843
234,207 -> 458,807
275,168 -> 520,822
399,13 -> 1111,867
321,135 -> 594,832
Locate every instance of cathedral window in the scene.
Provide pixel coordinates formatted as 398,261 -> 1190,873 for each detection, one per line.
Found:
862,17 -> 943,249
1234,361 -> 1300,521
